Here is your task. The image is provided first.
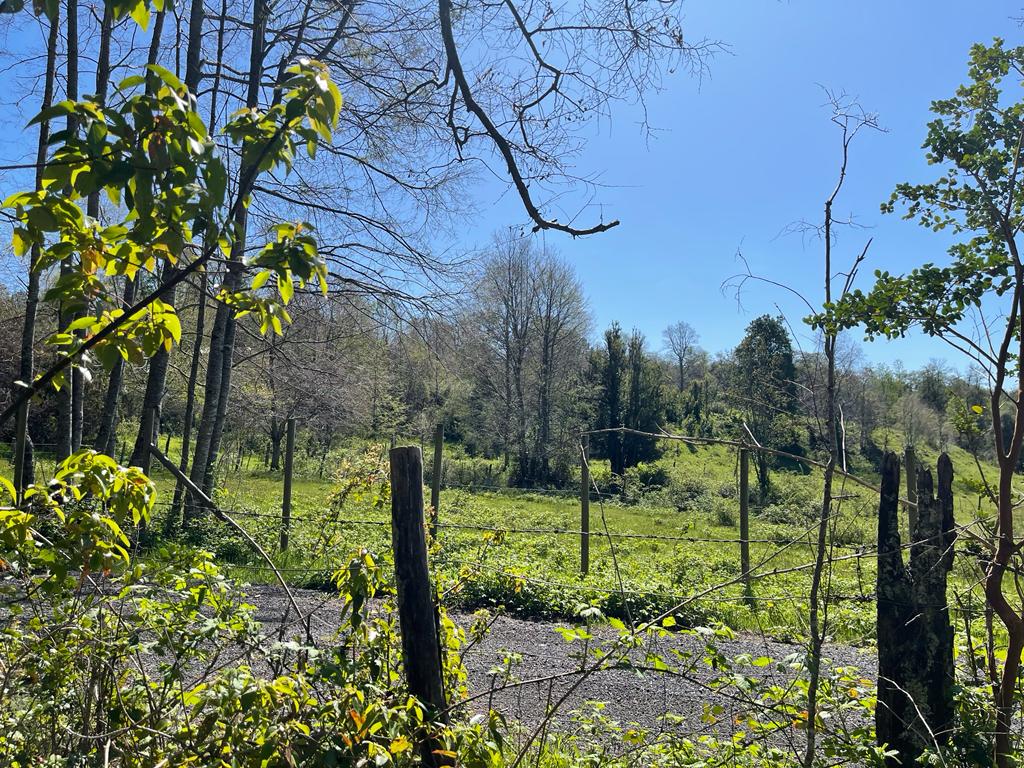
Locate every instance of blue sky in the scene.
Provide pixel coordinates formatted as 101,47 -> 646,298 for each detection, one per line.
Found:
457,1 -> 1023,370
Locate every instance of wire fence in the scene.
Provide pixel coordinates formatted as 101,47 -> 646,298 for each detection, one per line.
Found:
152,494 -> 988,624
139,428 -> 991,634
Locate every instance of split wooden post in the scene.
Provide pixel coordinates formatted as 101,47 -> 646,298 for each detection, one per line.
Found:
739,446 -> 752,605
430,422 -> 443,537
389,446 -> 449,765
580,435 -> 590,576
279,417 -> 296,552
876,451 -> 956,766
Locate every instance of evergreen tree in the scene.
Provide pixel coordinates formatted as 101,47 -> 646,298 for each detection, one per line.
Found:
733,315 -> 798,500
593,323 -> 626,476
623,330 -> 665,466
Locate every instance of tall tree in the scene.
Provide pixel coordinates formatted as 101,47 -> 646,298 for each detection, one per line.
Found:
662,321 -> 699,391
825,41 -> 1024,766
531,255 -> 589,484
14,7 -> 60,489
594,322 -> 627,477
733,314 -> 798,501
55,0 -> 81,460
623,330 -> 665,467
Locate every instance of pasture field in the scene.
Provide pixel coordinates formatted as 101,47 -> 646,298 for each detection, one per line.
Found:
0,433 -> 995,645
91,432 -> 994,646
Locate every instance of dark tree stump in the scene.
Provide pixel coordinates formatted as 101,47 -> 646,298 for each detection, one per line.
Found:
876,451 -> 956,765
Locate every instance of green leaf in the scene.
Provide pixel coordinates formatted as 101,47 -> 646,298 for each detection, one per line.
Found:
145,63 -> 184,92
12,227 -> 31,257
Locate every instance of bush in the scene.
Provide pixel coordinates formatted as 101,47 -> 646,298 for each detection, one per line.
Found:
667,474 -> 712,512
711,497 -> 737,527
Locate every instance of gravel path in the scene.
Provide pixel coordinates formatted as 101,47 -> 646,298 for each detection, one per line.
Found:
243,585 -> 878,739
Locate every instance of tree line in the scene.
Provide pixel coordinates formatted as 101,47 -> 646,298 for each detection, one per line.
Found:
0,226 -> 987,501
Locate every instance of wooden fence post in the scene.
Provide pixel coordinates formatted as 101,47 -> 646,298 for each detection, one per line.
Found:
580,435 -> 590,576
739,446 -> 752,605
279,417 -> 296,552
430,422 -> 443,537
389,446 -> 450,766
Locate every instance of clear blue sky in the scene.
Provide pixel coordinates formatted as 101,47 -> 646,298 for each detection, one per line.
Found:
456,1 -> 1023,370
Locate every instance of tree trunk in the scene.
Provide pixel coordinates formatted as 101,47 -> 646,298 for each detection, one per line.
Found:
169,268 -> 207,529
269,416 -> 283,471
86,3 -> 115,456
754,453 -> 770,504
55,0 -> 81,460
191,0 -> 266,502
877,452 -> 956,766
16,10 -> 60,481
95,277 -> 135,455
130,327 -> 171,469
535,330 -> 554,486
202,310 -> 237,493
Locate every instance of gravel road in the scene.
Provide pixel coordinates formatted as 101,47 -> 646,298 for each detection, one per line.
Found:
243,585 -> 878,742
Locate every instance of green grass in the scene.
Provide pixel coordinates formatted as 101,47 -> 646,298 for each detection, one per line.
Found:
3,429 -> 1002,646
134,439 -> 883,643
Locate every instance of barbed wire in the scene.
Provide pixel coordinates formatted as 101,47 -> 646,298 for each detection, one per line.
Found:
170,502 -> 987,559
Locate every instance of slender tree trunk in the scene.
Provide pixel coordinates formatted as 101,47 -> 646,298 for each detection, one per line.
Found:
131,0 -> 201,466
190,0 -> 267,506
95,11 -> 163,457
988,455 -> 1024,768
202,306 -> 237,492
188,298 -> 228,512
270,416 -> 283,471
95,277 -> 135,455
803,336 -> 836,767
513,352 -> 528,484
804,195 -> 841,768
55,0 -> 81,460
16,11 -> 60,482
81,5 -> 115,453
169,268 -> 207,525
536,348 -> 552,484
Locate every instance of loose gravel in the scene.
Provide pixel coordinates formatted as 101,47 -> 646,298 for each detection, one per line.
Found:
242,585 -> 878,741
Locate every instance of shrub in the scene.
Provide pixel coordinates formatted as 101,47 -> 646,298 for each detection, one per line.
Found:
667,474 -> 712,512
712,497 -> 737,527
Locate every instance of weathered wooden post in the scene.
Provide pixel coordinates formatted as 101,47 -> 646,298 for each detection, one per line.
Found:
389,446 -> 450,766
279,417 -> 296,552
739,446 -> 752,605
430,422 -> 443,537
877,451 -> 956,766
580,436 -> 590,576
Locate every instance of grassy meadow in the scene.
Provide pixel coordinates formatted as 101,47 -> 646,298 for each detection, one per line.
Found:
2,431 -> 998,645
